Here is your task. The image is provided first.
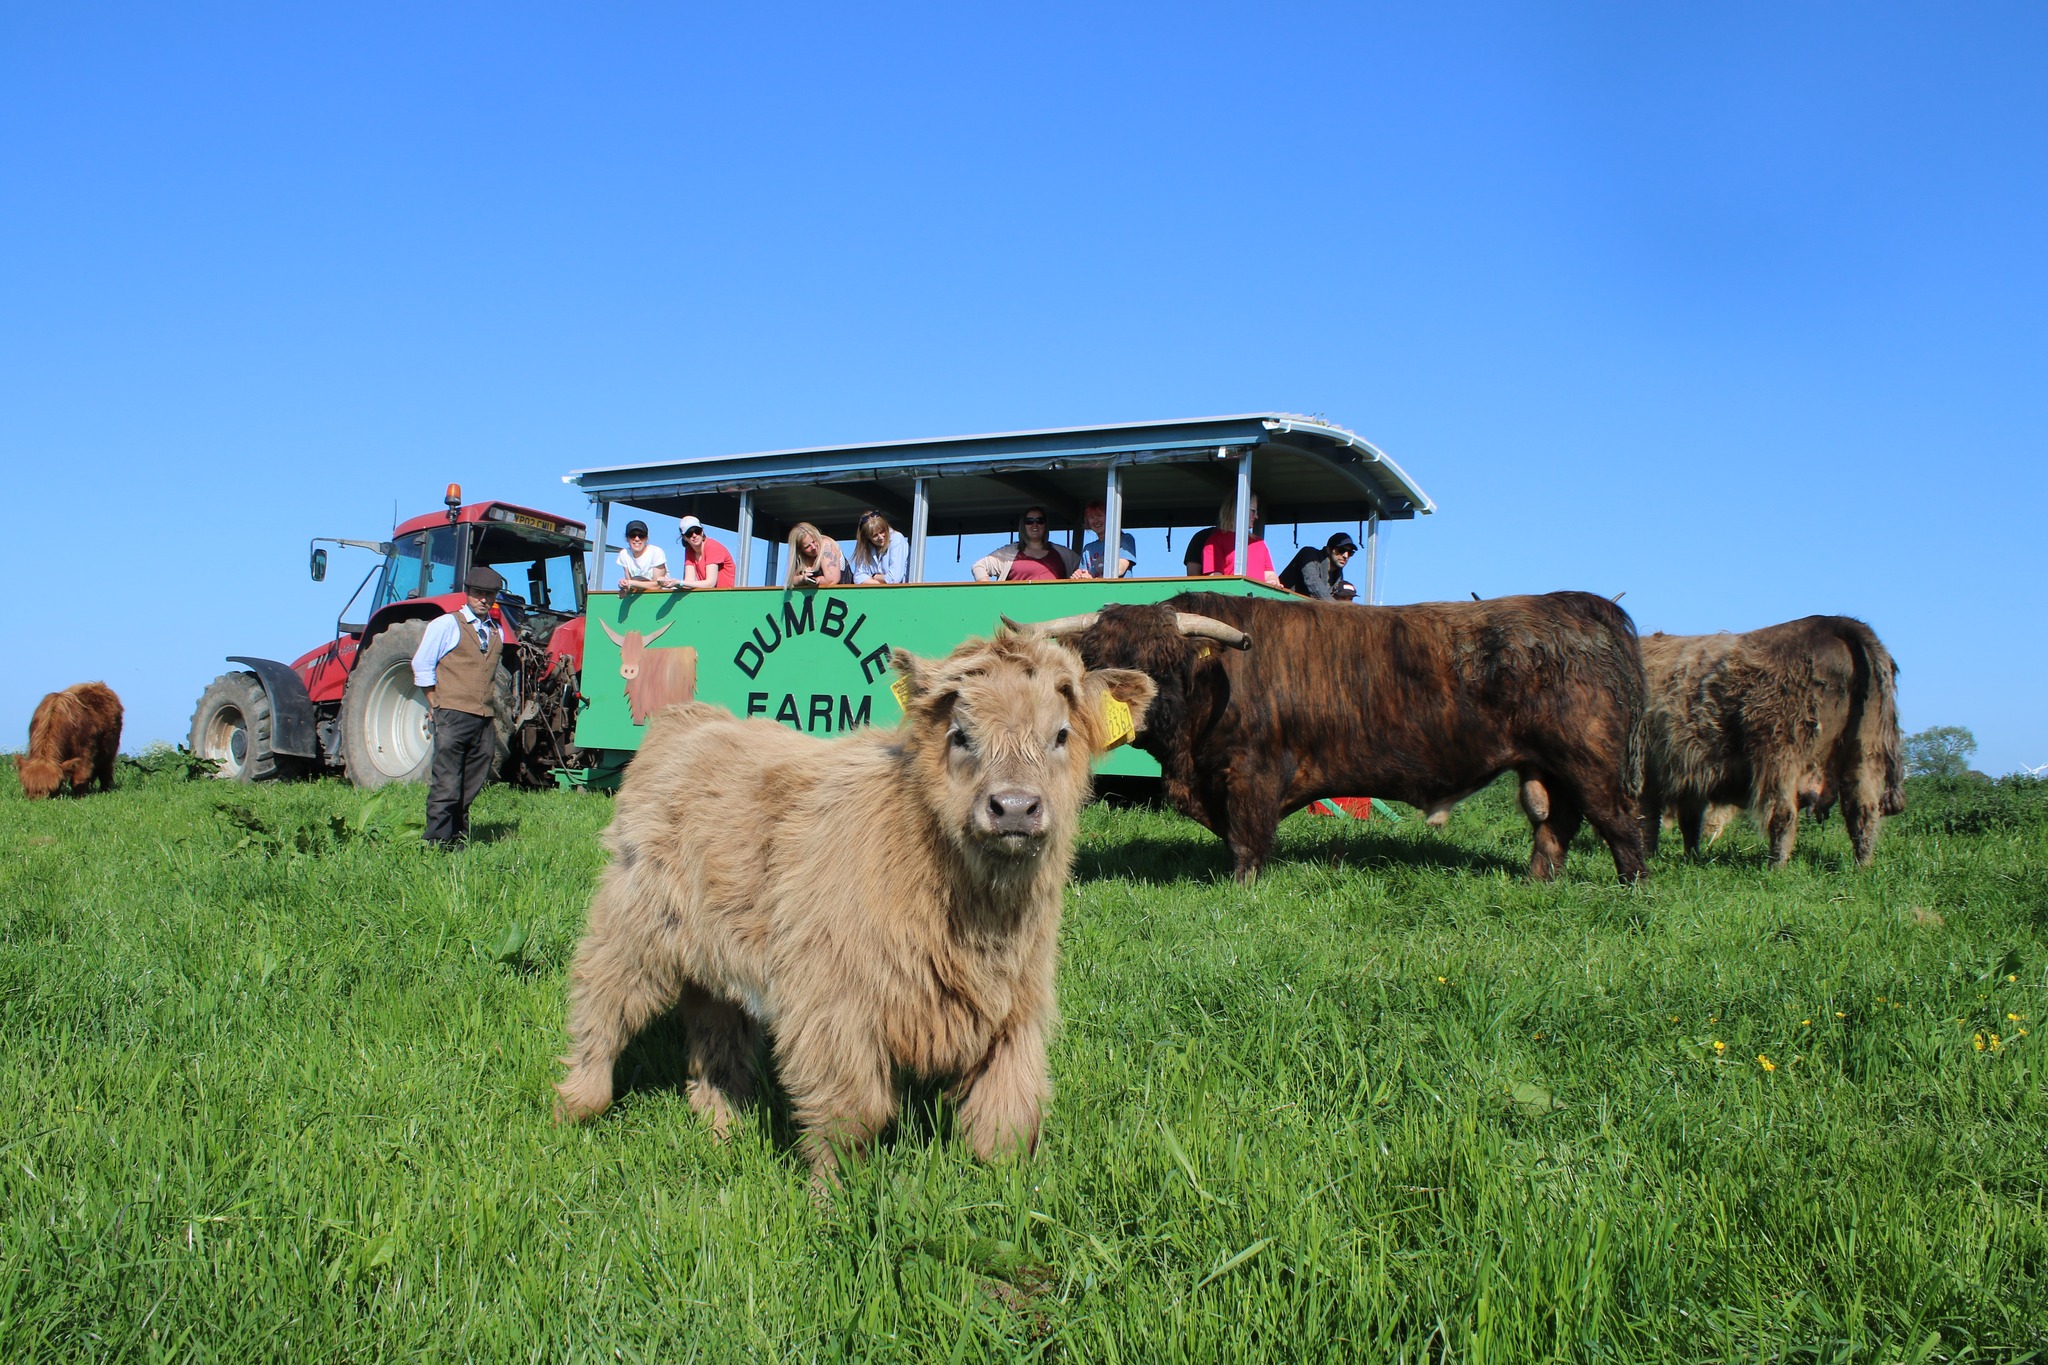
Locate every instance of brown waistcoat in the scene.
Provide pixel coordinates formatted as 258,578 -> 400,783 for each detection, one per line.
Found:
434,612 -> 504,717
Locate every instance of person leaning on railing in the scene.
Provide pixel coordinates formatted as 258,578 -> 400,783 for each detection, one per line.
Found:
1278,531 -> 1357,601
786,522 -> 848,586
972,507 -> 1079,581
848,510 -> 909,584
616,520 -> 676,591
677,516 -> 735,587
1073,500 -> 1136,579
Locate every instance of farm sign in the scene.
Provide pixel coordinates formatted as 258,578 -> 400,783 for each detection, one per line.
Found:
575,577 -> 1291,776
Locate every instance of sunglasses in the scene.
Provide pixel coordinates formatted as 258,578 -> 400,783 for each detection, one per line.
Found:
1021,517 -> 1047,526
683,528 -> 705,537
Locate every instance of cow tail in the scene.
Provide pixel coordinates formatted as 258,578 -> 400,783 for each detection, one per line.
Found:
1841,619 -> 1905,814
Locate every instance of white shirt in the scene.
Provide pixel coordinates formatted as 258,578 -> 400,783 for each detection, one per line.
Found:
411,606 -> 497,687
616,544 -> 669,581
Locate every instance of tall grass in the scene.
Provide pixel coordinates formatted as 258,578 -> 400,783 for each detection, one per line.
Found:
2,764 -> 2043,1361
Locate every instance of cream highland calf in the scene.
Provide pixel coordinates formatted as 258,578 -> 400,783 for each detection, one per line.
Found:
555,628 -> 1155,1179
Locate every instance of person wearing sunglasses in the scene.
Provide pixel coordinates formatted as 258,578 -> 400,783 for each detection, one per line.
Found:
971,506 -> 1079,582
676,515 -> 736,588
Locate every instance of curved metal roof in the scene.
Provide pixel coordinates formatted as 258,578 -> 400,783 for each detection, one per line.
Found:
563,413 -> 1433,541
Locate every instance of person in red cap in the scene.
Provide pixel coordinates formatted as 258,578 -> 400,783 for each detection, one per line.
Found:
410,565 -> 506,846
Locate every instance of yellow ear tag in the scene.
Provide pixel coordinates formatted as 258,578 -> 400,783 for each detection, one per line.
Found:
889,677 -> 912,709
1099,693 -> 1136,750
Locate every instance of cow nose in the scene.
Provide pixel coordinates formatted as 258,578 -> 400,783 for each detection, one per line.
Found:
986,789 -> 1044,836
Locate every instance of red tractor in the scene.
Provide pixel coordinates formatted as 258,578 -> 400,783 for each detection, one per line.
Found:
189,485 -> 590,788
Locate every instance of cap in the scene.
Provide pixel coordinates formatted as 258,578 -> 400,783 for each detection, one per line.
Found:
624,519 -> 649,539
1326,532 -> 1358,554
678,515 -> 705,537
464,566 -> 505,593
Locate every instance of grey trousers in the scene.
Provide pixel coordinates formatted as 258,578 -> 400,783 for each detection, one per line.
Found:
425,709 -> 494,845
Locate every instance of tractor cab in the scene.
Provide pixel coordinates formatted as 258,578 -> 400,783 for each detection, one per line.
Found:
362,491 -> 588,644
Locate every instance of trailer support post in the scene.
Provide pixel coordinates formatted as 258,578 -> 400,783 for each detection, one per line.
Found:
736,490 -> 754,586
1102,464 -> 1124,579
1365,510 -> 1380,604
1232,448 -> 1254,578
910,476 -> 930,583
592,499 -> 609,590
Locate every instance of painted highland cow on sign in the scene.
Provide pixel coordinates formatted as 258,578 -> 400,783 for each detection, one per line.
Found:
597,621 -> 697,725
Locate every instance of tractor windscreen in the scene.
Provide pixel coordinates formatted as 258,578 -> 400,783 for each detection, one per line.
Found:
471,524 -> 587,620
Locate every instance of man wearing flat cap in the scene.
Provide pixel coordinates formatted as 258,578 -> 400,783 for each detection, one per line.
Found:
410,565 -> 507,846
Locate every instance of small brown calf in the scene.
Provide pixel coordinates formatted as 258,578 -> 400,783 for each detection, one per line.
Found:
556,629 -> 1155,1181
17,682 -> 123,800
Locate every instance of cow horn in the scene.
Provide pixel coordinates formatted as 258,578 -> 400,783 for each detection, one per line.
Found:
1172,613 -> 1251,650
640,622 -> 671,645
1011,613 -> 1101,639
598,620 -> 624,645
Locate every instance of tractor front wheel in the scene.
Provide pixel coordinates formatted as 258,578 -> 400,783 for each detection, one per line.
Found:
340,620 -> 512,789
190,672 -> 302,782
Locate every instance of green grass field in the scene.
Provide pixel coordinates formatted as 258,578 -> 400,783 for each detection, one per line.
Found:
3,761 -> 2043,1362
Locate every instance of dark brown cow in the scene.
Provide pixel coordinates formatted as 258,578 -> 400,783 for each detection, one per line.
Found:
1640,616 -> 1903,867
1018,591 -> 1647,883
16,682 -> 123,801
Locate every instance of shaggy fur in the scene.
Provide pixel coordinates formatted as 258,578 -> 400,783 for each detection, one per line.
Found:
555,631 -> 1154,1179
1046,591 -> 1647,883
16,682 -> 122,801
1640,616 -> 1903,868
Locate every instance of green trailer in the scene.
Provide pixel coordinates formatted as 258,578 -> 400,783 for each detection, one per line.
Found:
564,414 -> 1434,775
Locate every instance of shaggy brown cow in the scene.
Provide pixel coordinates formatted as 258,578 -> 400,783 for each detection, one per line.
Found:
555,629 -> 1156,1179
16,682 -> 123,801
1640,616 -> 1903,867
597,621 -> 698,724
1019,590 -> 1647,884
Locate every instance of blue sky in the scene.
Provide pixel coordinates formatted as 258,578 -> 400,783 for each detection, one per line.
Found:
5,3 -> 2043,772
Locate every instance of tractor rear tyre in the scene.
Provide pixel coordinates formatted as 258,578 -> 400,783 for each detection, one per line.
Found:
190,671 -> 303,782
340,619 -> 512,790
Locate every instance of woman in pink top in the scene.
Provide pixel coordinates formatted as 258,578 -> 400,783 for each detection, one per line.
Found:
1199,491 -> 1281,587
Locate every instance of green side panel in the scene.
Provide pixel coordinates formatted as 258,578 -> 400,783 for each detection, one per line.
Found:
576,577 -> 1292,777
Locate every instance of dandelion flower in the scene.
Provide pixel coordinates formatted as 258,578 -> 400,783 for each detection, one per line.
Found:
1835,1011 -> 1846,1018
2009,1013 -> 2024,1023
1800,1019 -> 1811,1027
1757,1055 -> 1776,1072
2009,973 -> 2019,983
1990,1033 -> 2003,1051
1876,996 -> 1887,1003
1669,1016 -> 1680,1023
1974,1032 -> 1987,1052
1712,1040 -> 1726,1054
1436,976 -> 1446,985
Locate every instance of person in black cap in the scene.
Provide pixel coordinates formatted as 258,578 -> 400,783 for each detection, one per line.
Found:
1278,532 -> 1358,601
615,519 -> 674,590
409,565 -> 506,846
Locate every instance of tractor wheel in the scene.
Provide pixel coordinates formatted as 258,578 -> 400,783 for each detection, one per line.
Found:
190,672 -> 302,782
340,619 -> 512,789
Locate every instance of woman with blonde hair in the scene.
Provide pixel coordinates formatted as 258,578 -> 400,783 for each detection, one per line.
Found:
786,522 -> 847,587
848,510 -> 909,584
1198,491 -> 1280,587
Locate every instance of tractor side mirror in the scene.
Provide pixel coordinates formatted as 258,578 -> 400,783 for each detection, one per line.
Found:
310,547 -> 328,582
